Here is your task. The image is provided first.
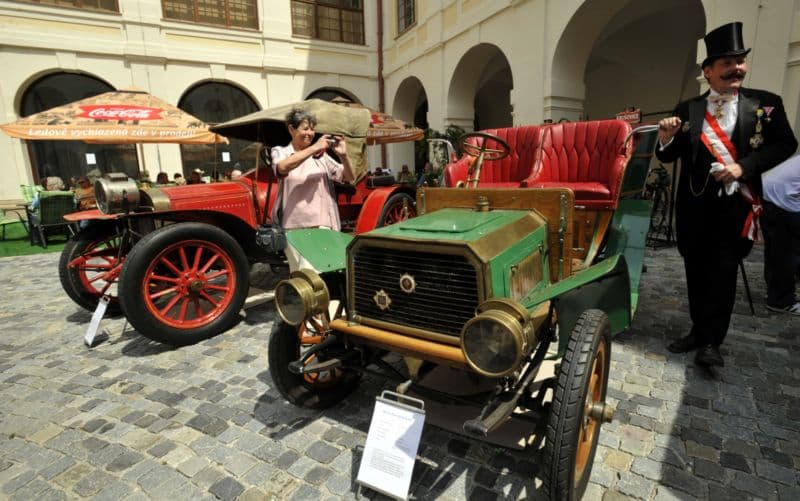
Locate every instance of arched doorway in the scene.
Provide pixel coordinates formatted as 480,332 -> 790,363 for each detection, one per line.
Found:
446,43 -> 513,132
306,88 -> 361,103
20,72 -> 139,185
549,0 -> 705,121
178,82 -> 260,179
392,76 -> 428,173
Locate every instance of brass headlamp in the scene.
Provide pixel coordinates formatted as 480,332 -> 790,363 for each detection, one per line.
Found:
275,269 -> 330,325
460,298 -> 536,377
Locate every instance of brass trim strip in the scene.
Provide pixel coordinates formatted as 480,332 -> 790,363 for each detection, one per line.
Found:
356,316 -> 462,345
331,318 -> 468,369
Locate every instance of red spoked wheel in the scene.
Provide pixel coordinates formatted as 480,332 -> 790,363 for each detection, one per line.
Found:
377,192 -> 416,227
59,224 -> 127,314
119,223 -> 249,345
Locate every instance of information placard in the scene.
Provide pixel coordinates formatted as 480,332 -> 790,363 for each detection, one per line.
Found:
357,392 -> 425,500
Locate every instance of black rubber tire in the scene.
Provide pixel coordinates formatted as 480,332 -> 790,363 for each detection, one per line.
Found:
59,223 -> 124,315
118,222 -> 249,345
268,320 -> 361,409
377,192 -> 416,228
542,309 -> 611,501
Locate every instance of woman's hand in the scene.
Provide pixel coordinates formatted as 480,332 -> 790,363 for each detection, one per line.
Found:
331,135 -> 347,157
312,135 -> 332,156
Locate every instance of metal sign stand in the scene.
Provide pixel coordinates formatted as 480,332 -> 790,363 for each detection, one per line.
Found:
356,391 -> 426,500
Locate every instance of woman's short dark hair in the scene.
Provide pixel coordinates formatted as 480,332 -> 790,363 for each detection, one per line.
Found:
286,108 -> 317,129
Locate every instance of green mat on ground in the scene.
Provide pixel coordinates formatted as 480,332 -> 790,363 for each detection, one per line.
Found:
0,220 -> 68,257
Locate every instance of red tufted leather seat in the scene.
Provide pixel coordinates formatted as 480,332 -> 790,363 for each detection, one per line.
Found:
443,120 -> 633,209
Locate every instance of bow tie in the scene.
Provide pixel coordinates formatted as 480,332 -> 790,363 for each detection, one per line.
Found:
708,94 -> 734,105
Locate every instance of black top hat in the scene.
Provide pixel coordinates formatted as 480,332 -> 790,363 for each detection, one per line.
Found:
702,22 -> 750,67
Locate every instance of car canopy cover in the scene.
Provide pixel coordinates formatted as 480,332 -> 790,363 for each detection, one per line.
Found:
211,99 -> 370,179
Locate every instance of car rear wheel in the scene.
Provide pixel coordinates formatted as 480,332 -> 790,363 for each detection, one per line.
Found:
118,222 -> 249,345
59,223 -> 125,315
377,192 -> 416,227
268,318 -> 361,409
542,309 -> 612,501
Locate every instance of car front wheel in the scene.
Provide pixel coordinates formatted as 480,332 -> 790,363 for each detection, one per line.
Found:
118,222 -> 249,345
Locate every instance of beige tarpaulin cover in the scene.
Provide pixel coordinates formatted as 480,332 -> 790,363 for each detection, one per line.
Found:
211,99 -> 372,179
330,98 -> 425,145
0,89 -> 226,145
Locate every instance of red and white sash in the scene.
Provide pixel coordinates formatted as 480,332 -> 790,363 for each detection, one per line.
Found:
700,111 -> 761,241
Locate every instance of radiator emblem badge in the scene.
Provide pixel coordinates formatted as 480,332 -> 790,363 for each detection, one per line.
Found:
374,289 -> 392,310
399,273 -> 416,294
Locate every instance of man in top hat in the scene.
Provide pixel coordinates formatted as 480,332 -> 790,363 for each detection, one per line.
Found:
657,22 -> 797,367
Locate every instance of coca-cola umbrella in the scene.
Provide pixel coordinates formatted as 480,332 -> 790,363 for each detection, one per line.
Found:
0,89 -> 226,145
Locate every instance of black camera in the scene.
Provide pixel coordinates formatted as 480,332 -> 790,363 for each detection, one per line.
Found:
328,137 -> 339,147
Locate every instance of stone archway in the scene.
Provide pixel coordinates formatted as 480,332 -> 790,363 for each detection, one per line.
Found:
446,43 -> 513,132
548,0 -> 705,121
306,87 -> 362,104
391,76 -> 428,172
178,81 -> 260,179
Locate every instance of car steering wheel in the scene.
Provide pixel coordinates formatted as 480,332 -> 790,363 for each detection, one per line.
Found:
457,132 -> 511,187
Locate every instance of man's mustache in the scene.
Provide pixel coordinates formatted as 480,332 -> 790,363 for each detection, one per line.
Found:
722,70 -> 746,80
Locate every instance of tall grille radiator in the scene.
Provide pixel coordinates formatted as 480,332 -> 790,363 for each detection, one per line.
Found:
351,246 -> 480,338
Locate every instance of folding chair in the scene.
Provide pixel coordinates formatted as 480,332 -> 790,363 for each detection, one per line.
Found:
26,191 -> 77,248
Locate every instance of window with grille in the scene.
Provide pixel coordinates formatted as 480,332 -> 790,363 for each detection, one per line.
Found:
291,0 -> 364,45
162,0 -> 258,30
17,0 -> 119,13
397,0 -> 414,34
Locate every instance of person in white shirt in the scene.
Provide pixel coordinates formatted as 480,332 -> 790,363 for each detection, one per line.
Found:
761,155 -> 800,315
656,22 -> 797,367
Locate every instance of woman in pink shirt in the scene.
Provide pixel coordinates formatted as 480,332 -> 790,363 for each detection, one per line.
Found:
271,108 -> 354,231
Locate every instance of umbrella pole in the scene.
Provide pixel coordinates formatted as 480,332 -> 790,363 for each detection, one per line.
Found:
137,143 -> 147,180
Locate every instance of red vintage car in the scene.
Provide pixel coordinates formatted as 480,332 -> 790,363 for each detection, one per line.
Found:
60,100 -> 419,345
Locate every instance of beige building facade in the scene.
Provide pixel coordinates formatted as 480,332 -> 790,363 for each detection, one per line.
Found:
2,0 -> 799,204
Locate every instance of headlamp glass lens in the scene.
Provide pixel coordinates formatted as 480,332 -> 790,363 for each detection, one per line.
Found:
463,318 -> 517,375
276,281 -> 306,325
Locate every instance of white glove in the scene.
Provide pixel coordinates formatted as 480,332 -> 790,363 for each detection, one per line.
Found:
710,162 -> 740,196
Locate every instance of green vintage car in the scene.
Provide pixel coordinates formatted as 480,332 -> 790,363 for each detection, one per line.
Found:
268,120 -> 657,500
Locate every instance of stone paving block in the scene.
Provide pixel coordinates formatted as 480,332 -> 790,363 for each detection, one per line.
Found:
71,469 -> 114,497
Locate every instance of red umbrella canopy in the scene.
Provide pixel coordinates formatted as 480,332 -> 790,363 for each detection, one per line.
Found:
0,89 -> 226,145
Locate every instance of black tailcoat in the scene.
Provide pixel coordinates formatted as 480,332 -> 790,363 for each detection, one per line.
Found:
655,87 -> 797,344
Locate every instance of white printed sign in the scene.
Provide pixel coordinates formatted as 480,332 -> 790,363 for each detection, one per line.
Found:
85,153 -> 97,165
222,151 -> 231,162
357,393 -> 425,500
84,296 -> 109,347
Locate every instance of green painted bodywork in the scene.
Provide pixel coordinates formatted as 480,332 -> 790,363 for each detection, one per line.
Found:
285,228 -> 353,272
523,255 -> 631,354
371,208 -> 530,242
603,198 -> 652,314
489,226 -> 549,299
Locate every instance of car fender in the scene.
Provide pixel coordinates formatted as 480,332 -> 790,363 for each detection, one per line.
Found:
522,255 -> 631,355
286,228 -> 353,273
353,185 -> 414,234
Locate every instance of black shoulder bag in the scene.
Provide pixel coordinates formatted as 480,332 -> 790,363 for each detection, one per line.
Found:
256,146 -> 288,254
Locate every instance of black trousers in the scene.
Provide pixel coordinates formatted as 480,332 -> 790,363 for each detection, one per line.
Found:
762,200 -> 800,308
683,243 -> 747,346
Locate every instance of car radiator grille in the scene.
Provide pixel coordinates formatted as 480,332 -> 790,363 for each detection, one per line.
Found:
352,246 -> 480,338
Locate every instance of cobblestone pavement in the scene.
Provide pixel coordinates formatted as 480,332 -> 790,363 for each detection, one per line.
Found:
0,245 -> 798,500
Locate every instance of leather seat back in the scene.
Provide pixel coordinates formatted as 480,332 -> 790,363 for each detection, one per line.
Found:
536,120 -> 632,186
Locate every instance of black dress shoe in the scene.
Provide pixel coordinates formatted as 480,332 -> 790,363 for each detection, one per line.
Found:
695,345 -> 724,367
667,334 -> 702,353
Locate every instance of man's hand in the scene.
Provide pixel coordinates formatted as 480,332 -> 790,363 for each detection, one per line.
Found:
711,162 -> 743,183
658,116 -> 682,143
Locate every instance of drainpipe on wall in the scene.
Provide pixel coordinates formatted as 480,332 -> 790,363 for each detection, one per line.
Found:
377,0 -> 387,168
